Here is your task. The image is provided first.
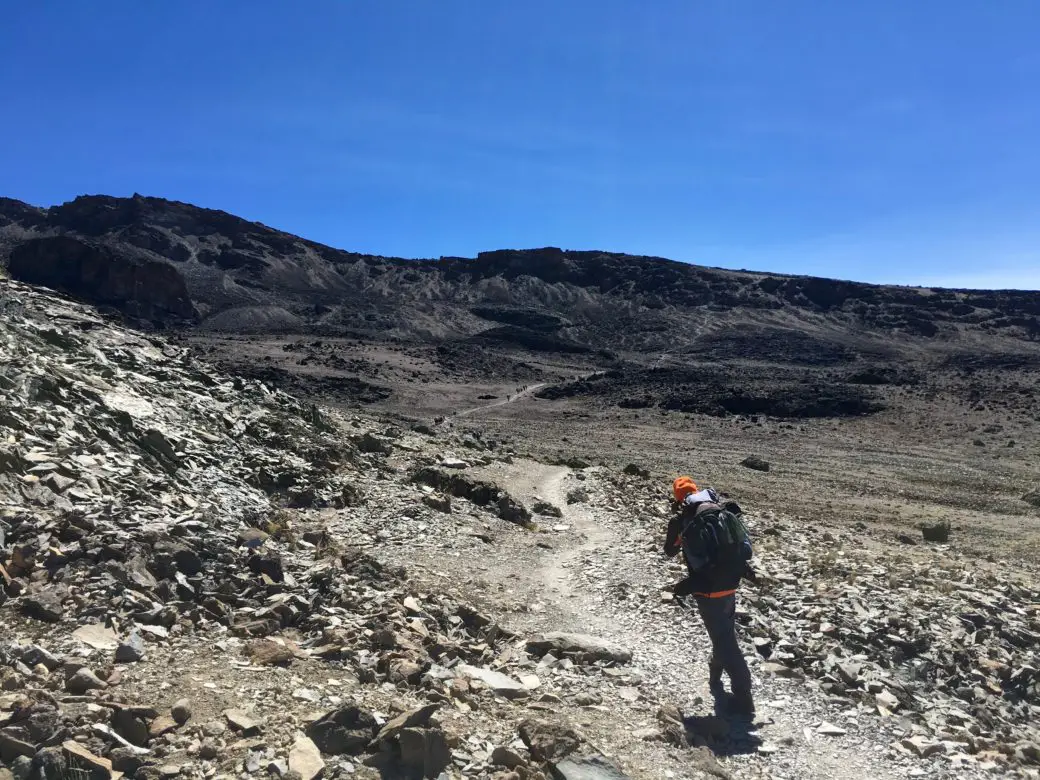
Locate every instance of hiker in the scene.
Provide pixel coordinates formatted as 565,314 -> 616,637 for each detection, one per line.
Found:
664,476 -> 756,716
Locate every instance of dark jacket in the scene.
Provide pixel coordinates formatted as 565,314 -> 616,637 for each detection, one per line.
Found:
665,499 -> 752,597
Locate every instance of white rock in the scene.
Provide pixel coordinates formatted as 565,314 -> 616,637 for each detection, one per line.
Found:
288,732 -> 324,780
72,624 -> 119,651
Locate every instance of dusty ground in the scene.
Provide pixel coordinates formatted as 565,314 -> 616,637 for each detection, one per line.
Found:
5,380 -> 1037,779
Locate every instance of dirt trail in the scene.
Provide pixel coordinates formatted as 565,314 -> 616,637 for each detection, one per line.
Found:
478,459 -> 914,780
454,383 -> 548,418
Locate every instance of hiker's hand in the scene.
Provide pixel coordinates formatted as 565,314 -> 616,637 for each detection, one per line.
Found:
671,577 -> 695,597
743,564 -> 759,584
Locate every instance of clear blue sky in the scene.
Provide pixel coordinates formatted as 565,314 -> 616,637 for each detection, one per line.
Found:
3,2 -> 1040,289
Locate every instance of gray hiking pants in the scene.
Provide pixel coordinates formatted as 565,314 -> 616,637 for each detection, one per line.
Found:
695,594 -> 752,698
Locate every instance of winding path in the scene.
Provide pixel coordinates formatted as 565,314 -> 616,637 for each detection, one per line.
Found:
482,460 -> 913,780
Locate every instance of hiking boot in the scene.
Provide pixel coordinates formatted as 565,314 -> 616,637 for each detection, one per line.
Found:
726,693 -> 756,718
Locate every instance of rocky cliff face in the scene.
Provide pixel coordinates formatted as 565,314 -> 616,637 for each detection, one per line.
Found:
9,236 -> 197,324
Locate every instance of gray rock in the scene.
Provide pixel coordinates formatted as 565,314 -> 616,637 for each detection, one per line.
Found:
111,709 -> 150,747
372,704 -> 439,745
65,666 -> 108,695
71,623 -> 119,650
421,493 -> 452,513
30,747 -> 67,780
115,631 -> 146,663
356,433 -> 392,455
245,750 -> 263,774
11,645 -> 61,671
108,747 -> 146,773
816,722 -> 847,736
526,633 -> 632,664
225,709 -> 263,735
836,662 -> 861,686
518,719 -> 582,763
901,736 -> 944,757
875,690 -> 900,711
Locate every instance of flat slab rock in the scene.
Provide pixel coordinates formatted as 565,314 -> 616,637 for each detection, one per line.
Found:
72,623 -> 119,651
551,755 -> 633,780
456,664 -> 527,696
526,633 -> 632,664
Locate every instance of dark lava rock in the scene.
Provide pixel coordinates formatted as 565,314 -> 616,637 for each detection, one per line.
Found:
247,552 -> 284,582
497,493 -> 532,524
921,521 -> 951,543
395,727 -> 452,780
542,367 -> 885,419
740,456 -> 770,472
20,588 -> 65,623
412,467 -> 530,524
532,501 -> 563,518
306,706 -> 379,755
111,709 -> 149,747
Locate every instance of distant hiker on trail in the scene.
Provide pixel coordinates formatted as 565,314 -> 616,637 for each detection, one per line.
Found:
664,476 -> 756,716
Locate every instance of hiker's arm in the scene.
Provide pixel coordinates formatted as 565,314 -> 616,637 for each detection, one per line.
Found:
742,563 -> 758,584
663,514 -> 681,557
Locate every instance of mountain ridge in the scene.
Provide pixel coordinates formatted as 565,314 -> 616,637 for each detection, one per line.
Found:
2,194 -> 1039,348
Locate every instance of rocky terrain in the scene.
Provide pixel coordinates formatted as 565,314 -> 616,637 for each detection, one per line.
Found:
2,277 -> 1040,780
2,195 -> 1040,780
